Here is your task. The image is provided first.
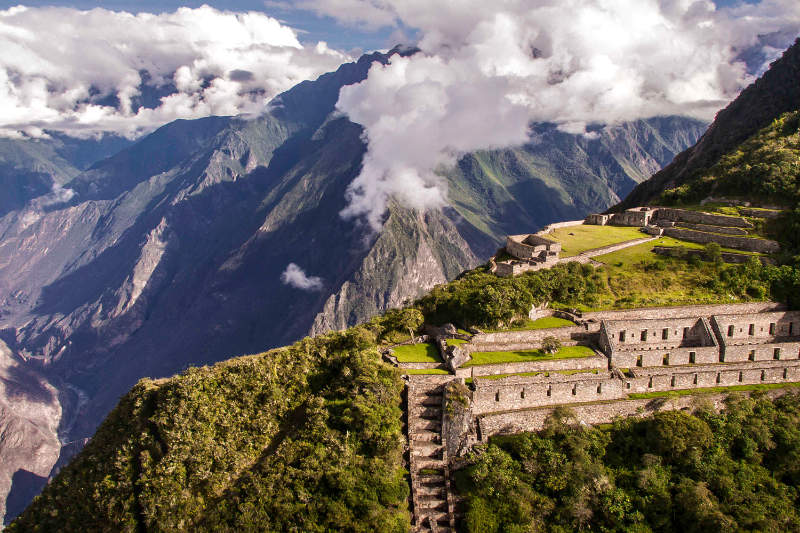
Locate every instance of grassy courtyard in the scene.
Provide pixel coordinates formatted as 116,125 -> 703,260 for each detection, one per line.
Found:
485,316 -> 574,333
547,225 -> 648,257
462,345 -> 596,367
392,342 -> 442,363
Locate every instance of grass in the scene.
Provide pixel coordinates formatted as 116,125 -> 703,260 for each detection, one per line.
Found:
392,343 -> 442,363
404,368 -> 451,375
456,328 -> 472,336
575,236 -> 768,311
476,369 -> 599,380
462,345 -> 596,367
485,316 -> 575,333
628,382 -> 800,399
547,225 -> 648,257
419,468 -> 442,475
446,338 -> 468,347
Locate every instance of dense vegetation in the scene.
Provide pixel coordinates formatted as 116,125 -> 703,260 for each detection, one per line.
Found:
416,258 -> 800,329
457,393 -> 800,532
9,327 -> 410,532
661,111 -> 800,207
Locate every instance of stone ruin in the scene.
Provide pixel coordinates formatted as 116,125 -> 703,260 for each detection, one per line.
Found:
401,302 -> 800,531
494,234 -> 561,277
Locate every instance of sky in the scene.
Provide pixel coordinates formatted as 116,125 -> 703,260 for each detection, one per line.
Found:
0,1 -> 798,229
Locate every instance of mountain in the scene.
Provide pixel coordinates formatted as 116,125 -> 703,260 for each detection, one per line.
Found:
619,38 -> 800,209
0,49 -> 704,524
0,134 -> 131,218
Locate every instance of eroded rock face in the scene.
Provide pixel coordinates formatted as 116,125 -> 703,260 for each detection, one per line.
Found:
0,342 -> 61,525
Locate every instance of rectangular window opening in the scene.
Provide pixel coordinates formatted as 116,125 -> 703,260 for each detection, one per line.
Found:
774,348 -> 781,360
770,323 -> 776,335
749,324 -> 755,336
689,351 -> 696,364
662,328 -> 669,340
727,325 -> 735,337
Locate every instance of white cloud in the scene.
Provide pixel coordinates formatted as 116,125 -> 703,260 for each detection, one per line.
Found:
280,263 -> 324,291
309,0 -> 800,229
0,5 -> 351,138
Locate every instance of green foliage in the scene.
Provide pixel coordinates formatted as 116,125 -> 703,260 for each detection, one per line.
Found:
458,393 -> 800,532
541,336 -> 561,354
10,331 -> 408,532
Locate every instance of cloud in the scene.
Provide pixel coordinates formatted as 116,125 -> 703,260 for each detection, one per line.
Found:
280,263 -> 324,291
312,0 -> 800,229
0,5 -> 350,138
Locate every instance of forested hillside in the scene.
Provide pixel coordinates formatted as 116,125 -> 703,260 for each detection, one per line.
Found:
457,393 -> 800,532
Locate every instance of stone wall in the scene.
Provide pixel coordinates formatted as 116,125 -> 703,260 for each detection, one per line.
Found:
622,360 -> 800,393
600,317 -> 718,368
469,326 -> 589,349
471,371 -> 624,415
454,355 -> 609,378
581,302 -> 784,322
678,222 -> 748,235
652,246 -> 777,265
655,207 -> 753,228
663,227 -> 780,253
539,220 -> 585,232
477,389 -> 794,438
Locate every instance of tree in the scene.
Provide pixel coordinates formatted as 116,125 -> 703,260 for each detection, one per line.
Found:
385,308 -> 424,343
704,242 -> 723,265
542,336 -> 561,355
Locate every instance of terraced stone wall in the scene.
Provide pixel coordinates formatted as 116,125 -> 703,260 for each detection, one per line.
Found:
663,227 -> 780,253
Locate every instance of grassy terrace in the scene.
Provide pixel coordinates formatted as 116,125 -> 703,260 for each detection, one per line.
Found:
484,316 -> 574,333
628,382 -> 800,399
547,225 -> 648,257
462,345 -> 596,367
446,338 -> 468,347
404,368 -> 451,375
477,369 -> 600,380
392,342 -> 442,363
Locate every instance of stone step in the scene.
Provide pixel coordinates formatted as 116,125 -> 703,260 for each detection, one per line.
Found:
419,474 -> 445,485
412,430 -> 441,443
415,459 -> 445,472
418,409 -> 442,419
415,420 -> 441,432
417,484 -> 446,498
421,395 -> 443,406
416,499 -> 448,512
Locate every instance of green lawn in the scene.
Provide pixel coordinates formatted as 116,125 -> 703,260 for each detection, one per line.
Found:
404,368 -> 451,375
392,343 -> 442,363
463,345 -> 596,367
628,382 -> 800,399
547,225 -> 648,257
446,338 -> 468,347
456,328 -> 472,336
485,316 -> 575,333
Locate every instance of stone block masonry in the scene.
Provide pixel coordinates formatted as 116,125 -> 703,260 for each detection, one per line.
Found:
599,317 -> 718,368
477,389 -> 795,438
454,355 -> 609,379
663,227 -> 780,253
712,311 -> 800,362
654,207 -> 753,228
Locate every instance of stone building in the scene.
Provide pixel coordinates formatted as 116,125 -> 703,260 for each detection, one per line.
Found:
711,311 -> 800,362
496,234 -> 562,277
584,213 -> 609,225
598,317 -> 718,367
505,234 -> 561,261
609,207 -> 655,227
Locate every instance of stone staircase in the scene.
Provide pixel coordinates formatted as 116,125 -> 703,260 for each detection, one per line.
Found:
408,376 -> 456,532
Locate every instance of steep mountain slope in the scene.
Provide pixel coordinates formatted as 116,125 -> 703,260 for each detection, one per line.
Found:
0,134 -> 131,217
619,38 -> 800,208
0,49 -> 703,524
